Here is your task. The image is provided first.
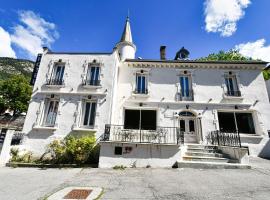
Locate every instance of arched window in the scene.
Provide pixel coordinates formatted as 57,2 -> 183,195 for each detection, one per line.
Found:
178,111 -> 195,117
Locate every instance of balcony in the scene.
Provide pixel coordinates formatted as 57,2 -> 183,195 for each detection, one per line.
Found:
101,124 -> 183,145
82,79 -> 101,88
46,78 -> 64,86
225,90 -> 242,97
176,89 -> 194,101
133,88 -> 148,95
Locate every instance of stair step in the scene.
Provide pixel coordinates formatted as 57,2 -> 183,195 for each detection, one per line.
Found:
177,161 -> 251,169
182,156 -> 229,163
185,152 -> 225,158
186,148 -> 218,153
186,144 -> 217,149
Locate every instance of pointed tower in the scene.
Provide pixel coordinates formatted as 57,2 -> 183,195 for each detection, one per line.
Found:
115,16 -> 136,61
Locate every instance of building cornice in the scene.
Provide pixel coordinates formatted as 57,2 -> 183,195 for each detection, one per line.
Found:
125,59 -> 268,70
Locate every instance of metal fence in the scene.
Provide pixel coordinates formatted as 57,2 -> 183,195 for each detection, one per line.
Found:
207,130 -> 241,147
102,124 -> 184,145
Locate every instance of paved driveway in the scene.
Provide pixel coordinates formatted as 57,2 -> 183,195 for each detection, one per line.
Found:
0,157 -> 270,200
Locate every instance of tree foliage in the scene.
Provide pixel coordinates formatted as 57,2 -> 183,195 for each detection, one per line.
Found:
0,75 -> 32,115
263,69 -> 270,80
197,50 -> 254,61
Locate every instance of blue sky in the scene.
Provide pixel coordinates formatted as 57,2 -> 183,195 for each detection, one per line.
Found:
0,0 -> 270,61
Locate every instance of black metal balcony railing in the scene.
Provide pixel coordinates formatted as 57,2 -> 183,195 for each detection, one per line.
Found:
225,90 -> 241,97
102,124 -> 184,145
83,79 -> 101,86
207,130 -> 241,147
176,89 -> 194,101
46,78 -> 64,86
134,88 -> 149,95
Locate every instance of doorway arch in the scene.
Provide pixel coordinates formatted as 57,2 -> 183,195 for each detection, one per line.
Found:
178,110 -> 199,143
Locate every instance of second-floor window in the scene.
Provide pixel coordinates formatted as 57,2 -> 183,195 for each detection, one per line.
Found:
49,64 -> 65,85
86,66 -> 100,86
82,101 -> 97,127
179,73 -> 193,100
135,73 -> 148,94
43,99 -> 59,127
224,73 -> 241,97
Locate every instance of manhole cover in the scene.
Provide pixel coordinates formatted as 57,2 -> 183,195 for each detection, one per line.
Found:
47,186 -> 102,200
64,189 -> 92,199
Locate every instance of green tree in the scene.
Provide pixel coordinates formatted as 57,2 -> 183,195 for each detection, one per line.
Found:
0,75 -> 32,115
197,50 -> 253,61
197,50 -> 270,80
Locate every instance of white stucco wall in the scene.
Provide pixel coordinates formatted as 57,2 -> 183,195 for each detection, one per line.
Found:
21,52 -> 119,155
99,142 -> 181,168
111,62 -> 270,157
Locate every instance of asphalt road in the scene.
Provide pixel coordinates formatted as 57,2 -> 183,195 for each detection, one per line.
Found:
0,157 -> 270,200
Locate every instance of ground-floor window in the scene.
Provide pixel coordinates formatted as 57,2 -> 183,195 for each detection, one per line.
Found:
81,101 -> 97,128
124,109 -> 156,130
43,99 -> 59,127
218,112 -> 255,134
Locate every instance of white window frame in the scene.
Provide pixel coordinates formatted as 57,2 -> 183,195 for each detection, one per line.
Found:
85,65 -> 101,86
178,71 -> 193,100
135,71 -> 148,94
224,72 -> 241,97
80,100 -> 97,128
49,62 -> 65,85
42,98 -> 59,127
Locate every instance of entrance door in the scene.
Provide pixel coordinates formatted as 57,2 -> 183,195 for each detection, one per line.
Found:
179,111 -> 198,143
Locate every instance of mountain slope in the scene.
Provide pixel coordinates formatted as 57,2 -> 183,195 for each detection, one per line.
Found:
0,57 -> 34,80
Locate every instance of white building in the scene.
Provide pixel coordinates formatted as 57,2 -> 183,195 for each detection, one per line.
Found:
7,17 -> 270,168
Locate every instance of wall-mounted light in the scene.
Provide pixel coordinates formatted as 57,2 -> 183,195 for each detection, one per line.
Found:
253,100 -> 259,106
208,98 -> 212,103
186,105 -> 189,109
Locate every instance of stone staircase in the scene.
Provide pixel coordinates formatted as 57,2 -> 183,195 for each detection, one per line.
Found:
177,144 -> 250,169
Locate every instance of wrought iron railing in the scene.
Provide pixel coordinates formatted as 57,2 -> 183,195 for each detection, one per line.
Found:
134,88 -> 149,95
102,124 -> 184,145
225,90 -> 241,97
46,78 -> 64,85
83,79 -> 101,86
207,130 -> 241,147
176,89 -> 194,101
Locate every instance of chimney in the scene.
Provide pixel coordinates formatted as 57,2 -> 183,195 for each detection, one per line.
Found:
160,46 -> 166,60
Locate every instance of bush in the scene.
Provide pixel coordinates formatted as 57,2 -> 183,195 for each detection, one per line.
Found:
9,136 -> 99,165
47,135 -> 97,165
10,148 -> 33,163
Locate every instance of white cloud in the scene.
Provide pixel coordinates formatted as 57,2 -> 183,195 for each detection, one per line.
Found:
204,0 -> 251,37
11,10 -> 59,59
235,39 -> 270,62
0,27 -> 16,58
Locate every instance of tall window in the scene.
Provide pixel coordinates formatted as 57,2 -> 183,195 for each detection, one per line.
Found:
49,64 -> 65,85
86,66 -> 100,86
82,101 -> 97,127
224,73 -> 241,96
124,109 -> 156,130
135,74 -> 148,94
179,73 -> 193,100
43,100 -> 59,127
218,112 -> 255,134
